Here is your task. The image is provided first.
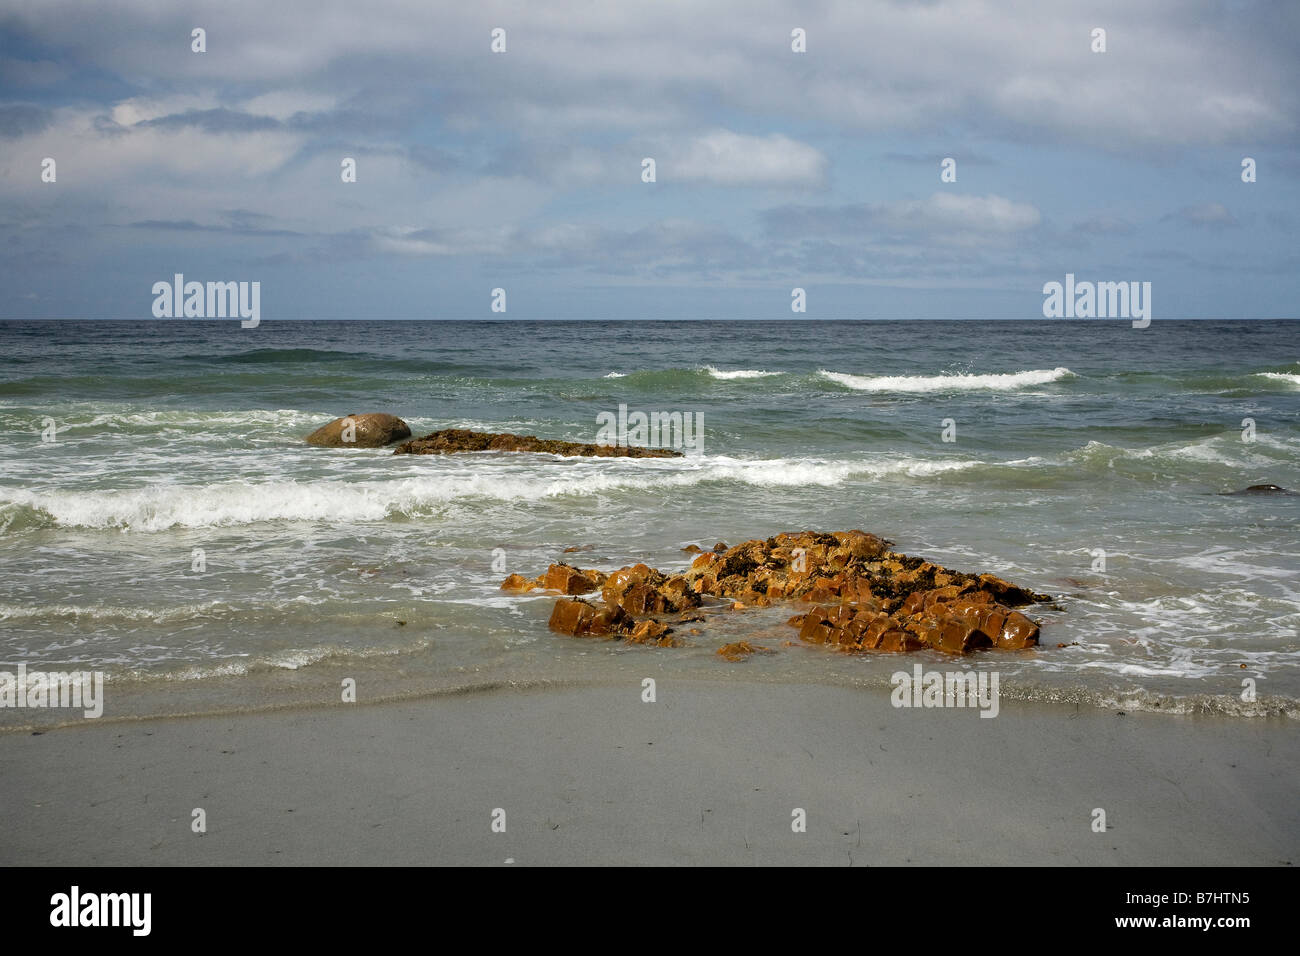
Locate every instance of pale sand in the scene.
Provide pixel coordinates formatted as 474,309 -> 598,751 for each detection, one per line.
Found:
1,681 -> 1295,866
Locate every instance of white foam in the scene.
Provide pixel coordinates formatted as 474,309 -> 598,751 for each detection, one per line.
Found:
3,455 -> 985,530
818,367 -> 1074,392
704,366 -> 779,380
0,601 -> 229,622
603,372 -> 626,378
1256,372 -> 1300,387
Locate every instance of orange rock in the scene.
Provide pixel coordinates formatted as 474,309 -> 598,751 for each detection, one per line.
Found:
832,530 -> 891,560
688,552 -> 718,572
521,529 -> 1050,655
717,641 -> 774,662
620,583 -> 669,616
995,611 -> 1039,649
601,563 -> 656,603
877,629 -> 927,652
692,574 -> 717,595
543,564 -> 596,595
548,599 -> 597,636
500,573 -> 538,593
628,619 -> 676,646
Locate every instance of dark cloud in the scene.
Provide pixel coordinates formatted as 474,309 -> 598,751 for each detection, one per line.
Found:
0,103 -> 52,138
139,109 -> 281,133
128,216 -> 303,238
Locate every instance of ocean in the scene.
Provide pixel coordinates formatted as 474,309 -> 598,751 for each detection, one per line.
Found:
1,319 -> 1297,725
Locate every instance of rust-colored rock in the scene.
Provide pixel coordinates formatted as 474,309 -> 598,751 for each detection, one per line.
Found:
548,598 -> 596,636
306,413 -> 411,448
628,620 -> 677,647
500,573 -> 539,593
547,598 -> 630,637
543,563 -> 596,595
514,530 -> 1048,655
717,641 -> 775,662
393,428 -> 681,458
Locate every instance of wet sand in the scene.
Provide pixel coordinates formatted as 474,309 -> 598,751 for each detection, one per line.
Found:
1,680 -> 1295,865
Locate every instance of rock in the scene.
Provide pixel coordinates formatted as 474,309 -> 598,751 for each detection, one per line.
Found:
976,573 -> 1047,606
393,428 -> 681,458
681,544 -> 703,553
601,563 -> 656,604
628,620 -> 677,647
306,413 -> 411,448
543,564 -> 596,595
717,641 -> 775,662
512,530 -> 1048,655
499,573 -> 539,593
547,599 -> 630,637
1220,484 -> 1296,496
548,598 -> 596,635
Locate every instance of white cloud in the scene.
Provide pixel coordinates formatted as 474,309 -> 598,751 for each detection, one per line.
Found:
670,130 -> 827,187
889,193 -> 1041,233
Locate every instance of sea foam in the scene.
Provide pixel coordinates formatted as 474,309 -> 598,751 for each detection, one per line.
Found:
818,367 -> 1075,392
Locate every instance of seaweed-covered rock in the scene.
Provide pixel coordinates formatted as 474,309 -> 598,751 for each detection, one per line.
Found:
393,428 -> 681,458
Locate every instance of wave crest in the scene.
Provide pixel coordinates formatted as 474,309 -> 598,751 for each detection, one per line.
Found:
819,367 -> 1075,392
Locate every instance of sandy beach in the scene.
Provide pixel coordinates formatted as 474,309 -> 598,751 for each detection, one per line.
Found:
2,680 -> 1295,866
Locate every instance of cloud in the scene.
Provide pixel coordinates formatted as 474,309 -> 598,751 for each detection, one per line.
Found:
1163,202 -> 1239,229
0,104 -> 53,138
883,151 -> 996,167
139,109 -> 282,134
669,130 -> 827,187
0,0 -> 1296,316
1072,215 -> 1135,236
7,1 -> 1288,150
764,193 -> 1041,237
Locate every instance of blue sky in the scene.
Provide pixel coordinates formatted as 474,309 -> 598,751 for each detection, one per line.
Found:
1,0 -> 1297,319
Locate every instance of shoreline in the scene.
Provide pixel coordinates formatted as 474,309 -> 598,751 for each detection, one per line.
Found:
2,663 -> 1296,735
2,679 -> 1296,865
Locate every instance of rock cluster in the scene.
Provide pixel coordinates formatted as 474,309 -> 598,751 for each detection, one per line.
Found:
503,530 -> 1050,655
393,428 -> 681,458
305,413 -> 411,447
502,561 -> 703,646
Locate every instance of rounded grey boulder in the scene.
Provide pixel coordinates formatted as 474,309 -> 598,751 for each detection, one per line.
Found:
306,413 -> 411,448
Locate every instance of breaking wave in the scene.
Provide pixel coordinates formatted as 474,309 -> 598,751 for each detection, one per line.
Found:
1,455 -> 984,531
818,367 -> 1076,392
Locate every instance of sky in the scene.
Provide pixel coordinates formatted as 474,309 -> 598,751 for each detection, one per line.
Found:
0,0 -> 1297,320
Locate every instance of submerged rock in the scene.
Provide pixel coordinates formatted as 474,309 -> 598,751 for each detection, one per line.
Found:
306,413 -> 411,447
393,428 -> 681,458
505,530 -> 1051,655
717,641 -> 776,662
1220,484 -> 1296,496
